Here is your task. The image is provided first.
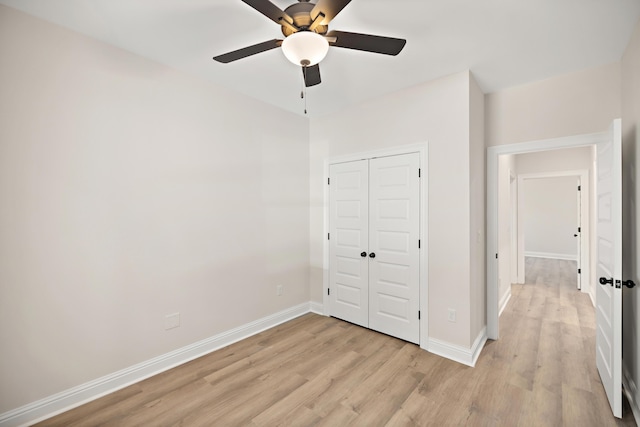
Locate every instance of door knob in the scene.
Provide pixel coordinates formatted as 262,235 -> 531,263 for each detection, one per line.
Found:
623,280 -> 636,289
574,234 -> 578,237
360,251 -> 367,258
599,277 -> 613,286
369,252 -> 376,258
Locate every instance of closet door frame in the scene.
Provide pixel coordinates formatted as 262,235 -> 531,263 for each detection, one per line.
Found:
322,142 -> 429,349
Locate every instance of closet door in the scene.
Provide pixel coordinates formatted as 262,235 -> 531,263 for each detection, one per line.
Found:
368,153 -> 420,344
328,160 -> 369,328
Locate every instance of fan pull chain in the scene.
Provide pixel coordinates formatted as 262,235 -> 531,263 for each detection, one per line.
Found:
301,66 -> 308,115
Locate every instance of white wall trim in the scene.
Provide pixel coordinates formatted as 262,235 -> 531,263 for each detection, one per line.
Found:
487,131 -> 607,339
323,142 -> 429,349
524,251 -> 578,261
499,289 -> 512,316
309,301 -> 324,315
0,302 -> 313,427
428,327 -> 487,367
623,364 -> 640,425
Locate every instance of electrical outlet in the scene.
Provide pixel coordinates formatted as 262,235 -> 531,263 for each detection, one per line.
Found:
277,285 -> 283,296
165,312 -> 180,330
448,309 -> 456,323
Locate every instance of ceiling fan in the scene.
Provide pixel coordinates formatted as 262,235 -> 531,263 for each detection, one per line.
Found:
213,0 -> 407,87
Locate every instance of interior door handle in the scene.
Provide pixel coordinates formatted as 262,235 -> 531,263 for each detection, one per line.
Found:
360,251 -> 367,258
369,252 -> 376,258
623,280 -> 636,289
599,277 -> 613,286
574,234 -> 578,237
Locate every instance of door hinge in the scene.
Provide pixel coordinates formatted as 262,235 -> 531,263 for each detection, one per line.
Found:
496,253 -> 498,259
328,177 -> 330,185
578,185 -> 581,191
418,310 -> 421,320
418,168 -> 421,178
328,288 -> 330,296
328,233 -> 330,240
418,239 -> 421,249
578,227 -> 581,232
578,268 -> 581,274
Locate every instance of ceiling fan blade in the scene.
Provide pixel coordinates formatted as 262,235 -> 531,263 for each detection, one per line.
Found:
303,64 -> 321,87
213,39 -> 282,63
241,0 -> 294,26
327,30 -> 406,56
310,0 -> 352,25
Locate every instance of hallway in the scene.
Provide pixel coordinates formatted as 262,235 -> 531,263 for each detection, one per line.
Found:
485,257 -> 636,425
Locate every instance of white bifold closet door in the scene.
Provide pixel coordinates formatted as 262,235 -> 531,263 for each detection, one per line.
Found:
329,159 -> 370,328
329,153 -> 420,344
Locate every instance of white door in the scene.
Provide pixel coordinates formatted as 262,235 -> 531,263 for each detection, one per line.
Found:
576,179 -> 582,290
595,118 -> 622,418
329,153 -> 421,343
509,173 -> 518,284
329,160 -> 369,328
368,154 -> 420,344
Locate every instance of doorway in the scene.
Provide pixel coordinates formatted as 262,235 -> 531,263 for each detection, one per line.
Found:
517,171 -> 589,292
487,132 -> 605,339
488,120 -> 624,418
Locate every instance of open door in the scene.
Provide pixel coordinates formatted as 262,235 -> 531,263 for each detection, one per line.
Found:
595,118 -> 622,418
576,178 -> 582,290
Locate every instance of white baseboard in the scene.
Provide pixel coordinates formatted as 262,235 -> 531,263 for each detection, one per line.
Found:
427,327 -> 487,367
309,301 -> 324,315
524,251 -> 577,261
623,364 -> 640,425
589,289 -> 596,307
499,289 -> 512,317
0,302 -> 313,427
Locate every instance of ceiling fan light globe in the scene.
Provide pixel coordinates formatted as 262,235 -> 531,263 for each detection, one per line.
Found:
281,31 -> 329,66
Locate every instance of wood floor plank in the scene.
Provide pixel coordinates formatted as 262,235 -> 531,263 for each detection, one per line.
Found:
517,382 -> 562,426
36,258 -> 638,426
339,347 -> 425,425
304,342 -> 403,418
250,351 -> 363,426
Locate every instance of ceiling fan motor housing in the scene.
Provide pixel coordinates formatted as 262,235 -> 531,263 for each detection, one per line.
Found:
281,2 -> 328,36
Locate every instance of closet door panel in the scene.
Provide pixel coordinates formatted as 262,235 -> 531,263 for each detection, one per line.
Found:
329,160 -> 369,327
368,153 -> 420,343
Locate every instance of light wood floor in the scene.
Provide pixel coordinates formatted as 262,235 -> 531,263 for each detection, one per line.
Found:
38,258 -> 637,426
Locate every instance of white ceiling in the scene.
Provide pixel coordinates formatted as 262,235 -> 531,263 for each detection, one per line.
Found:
2,0 -> 639,117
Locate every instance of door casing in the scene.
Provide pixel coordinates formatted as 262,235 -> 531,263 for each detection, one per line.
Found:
322,143 -> 429,348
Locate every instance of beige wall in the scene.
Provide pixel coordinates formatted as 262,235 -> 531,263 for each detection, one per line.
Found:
469,74 -> 486,342
486,62 -> 621,147
522,176 -> 579,257
515,146 -> 593,173
621,16 -> 640,420
0,6 -> 310,412
310,71 -> 481,348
